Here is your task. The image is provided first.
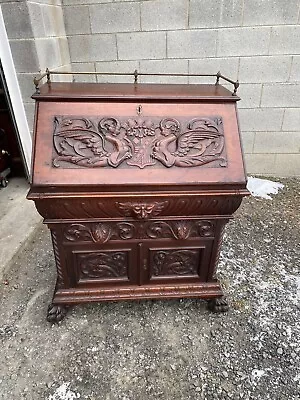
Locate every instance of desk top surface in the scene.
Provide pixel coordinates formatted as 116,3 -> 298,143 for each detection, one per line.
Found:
32,82 -> 240,102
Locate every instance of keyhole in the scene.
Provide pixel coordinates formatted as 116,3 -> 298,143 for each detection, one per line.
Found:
137,105 -> 143,115
142,259 -> 147,271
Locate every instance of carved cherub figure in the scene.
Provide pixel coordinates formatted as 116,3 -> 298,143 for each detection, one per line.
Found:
99,117 -> 132,167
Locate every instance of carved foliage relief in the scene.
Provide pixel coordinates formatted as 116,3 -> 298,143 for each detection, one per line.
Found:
151,249 -> 200,276
78,251 -> 128,280
64,220 -> 215,243
53,116 -> 227,169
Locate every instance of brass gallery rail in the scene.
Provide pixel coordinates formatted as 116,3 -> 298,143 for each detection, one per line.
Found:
33,69 -> 240,96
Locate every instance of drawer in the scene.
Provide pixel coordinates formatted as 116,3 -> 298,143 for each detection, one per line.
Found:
37,194 -> 243,220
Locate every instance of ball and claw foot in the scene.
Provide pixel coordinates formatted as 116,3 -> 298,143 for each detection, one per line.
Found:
47,304 -> 68,323
207,296 -> 229,313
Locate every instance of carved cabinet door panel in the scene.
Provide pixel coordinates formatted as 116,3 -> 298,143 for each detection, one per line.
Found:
66,242 -> 139,288
140,239 -> 213,284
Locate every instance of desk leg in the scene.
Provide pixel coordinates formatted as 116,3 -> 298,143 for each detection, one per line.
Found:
47,303 -> 68,323
207,296 -> 229,312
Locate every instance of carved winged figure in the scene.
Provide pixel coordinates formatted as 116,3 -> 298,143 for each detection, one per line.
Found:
53,117 -> 109,167
153,117 -> 226,168
52,116 -> 226,169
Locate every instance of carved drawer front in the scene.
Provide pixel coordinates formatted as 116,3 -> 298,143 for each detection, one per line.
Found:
62,219 -> 216,244
141,240 -> 213,284
70,244 -> 138,287
40,196 -> 243,220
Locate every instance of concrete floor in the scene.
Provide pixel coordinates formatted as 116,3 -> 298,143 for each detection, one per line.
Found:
0,177 -> 299,400
0,177 -> 42,281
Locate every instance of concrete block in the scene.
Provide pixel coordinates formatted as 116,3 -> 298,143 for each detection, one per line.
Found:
2,2 -> 33,39
244,153 -> 276,175
27,2 -> 46,38
69,34 -> 117,62
289,56 -> 300,82
95,60 -> 139,83
168,30 -> 217,59
42,5 -> 66,37
282,109 -> 300,131
9,39 -> 39,73
63,5 -> 91,35
117,32 -> 166,60
240,132 -> 255,154
189,57 -> 238,84
64,0 -> 112,4
189,0 -> 243,28
27,0 -> 62,5
140,59 -> 188,83
239,108 -> 284,131
217,27 -> 270,57
273,154 -> 300,177
58,37 -> 71,66
24,102 -> 36,131
141,0 -> 188,31
35,38 -> 63,70
261,84 -> 300,108
253,131 -> 300,154
269,26 -> 300,55
238,84 -> 262,109
72,62 -> 97,82
53,64 -> 73,82
239,56 -> 292,84
90,2 -> 140,34
17,73 -> 36,102
243,0 -> 299,25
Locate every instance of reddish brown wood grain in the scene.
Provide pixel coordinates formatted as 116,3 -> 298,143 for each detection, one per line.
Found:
28,82 -> 249,321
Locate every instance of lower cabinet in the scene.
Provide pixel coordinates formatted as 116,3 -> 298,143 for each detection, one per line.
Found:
47,218 -> 229,318
50,218 -> 221,290
64,238 -> 213,288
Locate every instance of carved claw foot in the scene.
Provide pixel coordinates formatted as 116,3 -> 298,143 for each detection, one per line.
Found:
207,296 -> 229,313
47,304 -> 68,323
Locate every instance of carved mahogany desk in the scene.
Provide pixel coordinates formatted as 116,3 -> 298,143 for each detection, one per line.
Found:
27,80 -> 249,322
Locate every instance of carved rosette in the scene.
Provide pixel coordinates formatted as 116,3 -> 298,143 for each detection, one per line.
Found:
52,116 -> 227,169
63,220 -> 215,243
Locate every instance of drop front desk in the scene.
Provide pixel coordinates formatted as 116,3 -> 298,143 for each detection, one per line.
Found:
28,74 -> 249,322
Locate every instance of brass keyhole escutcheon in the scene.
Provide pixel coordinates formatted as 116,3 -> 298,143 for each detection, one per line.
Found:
142,259 -> 147,271
137,105 -> 143,115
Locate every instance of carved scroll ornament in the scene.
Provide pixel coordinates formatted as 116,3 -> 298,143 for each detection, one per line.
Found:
64,220 -> 215,243
53,116 -> 227,169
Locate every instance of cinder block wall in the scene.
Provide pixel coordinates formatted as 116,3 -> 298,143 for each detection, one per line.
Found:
1,0 -> 71,134
62,0 -> 300,177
